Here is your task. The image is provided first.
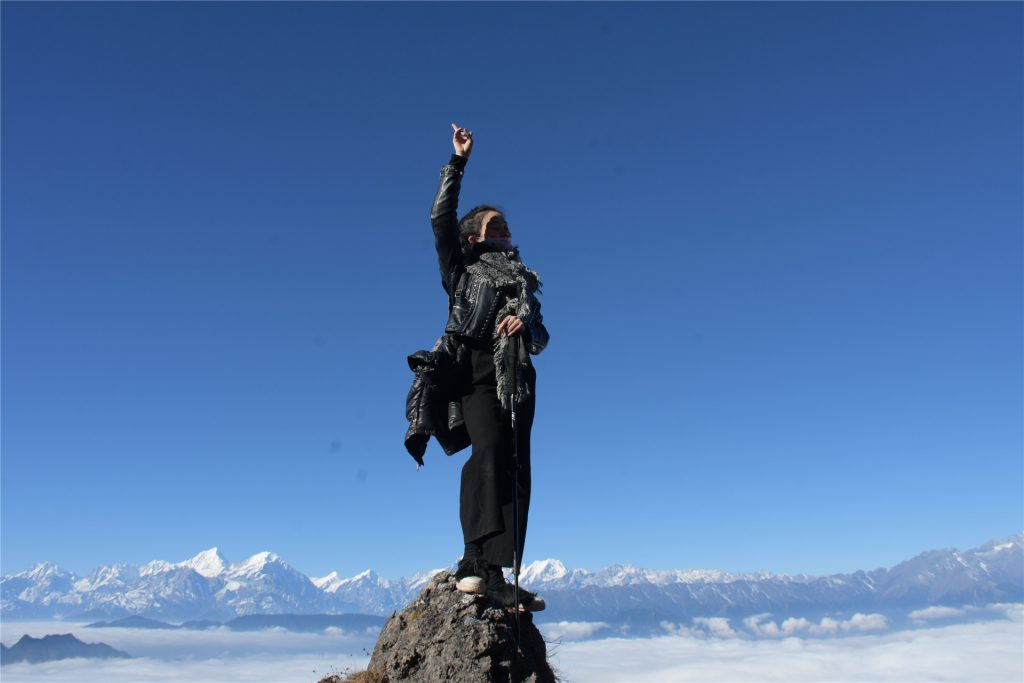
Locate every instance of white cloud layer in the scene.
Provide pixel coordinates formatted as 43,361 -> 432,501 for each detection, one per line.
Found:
909,605 -> 965,621
692,617 -> 737,639
2,611 -> 1021,683
661,611 -> 891,639
1,620 -> 378,660
0,653 -> 370,683
539,621 -> 609,642
550,618 -> 1024,683
0,620 -> 375,682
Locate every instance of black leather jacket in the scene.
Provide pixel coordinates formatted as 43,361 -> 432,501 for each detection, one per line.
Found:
430,155 -> 550,355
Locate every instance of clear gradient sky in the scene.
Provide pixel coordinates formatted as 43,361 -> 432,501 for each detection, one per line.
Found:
2,2 -> 1021,581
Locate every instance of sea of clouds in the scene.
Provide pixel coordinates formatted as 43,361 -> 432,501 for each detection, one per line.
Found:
1,605 -> 1021,683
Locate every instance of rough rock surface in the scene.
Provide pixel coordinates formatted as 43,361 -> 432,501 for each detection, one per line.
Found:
364,570 -> 556,683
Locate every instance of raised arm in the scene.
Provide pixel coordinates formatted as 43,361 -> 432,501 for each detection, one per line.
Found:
430,123 -> 474,294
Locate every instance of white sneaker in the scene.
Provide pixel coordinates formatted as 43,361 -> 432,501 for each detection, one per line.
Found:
455,558 -> 486,595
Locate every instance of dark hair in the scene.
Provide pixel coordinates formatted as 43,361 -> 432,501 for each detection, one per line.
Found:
458,204 -> 506,253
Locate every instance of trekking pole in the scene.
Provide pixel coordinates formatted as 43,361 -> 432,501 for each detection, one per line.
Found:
510,332 -> 522,647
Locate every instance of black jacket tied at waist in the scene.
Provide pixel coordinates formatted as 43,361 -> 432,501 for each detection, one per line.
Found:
404,334 -> 470,467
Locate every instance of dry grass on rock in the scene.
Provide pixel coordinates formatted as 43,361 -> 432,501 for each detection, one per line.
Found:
316,668 -> 387,683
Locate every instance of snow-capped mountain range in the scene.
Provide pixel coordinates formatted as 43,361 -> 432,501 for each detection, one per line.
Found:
3,534 -> 1021,626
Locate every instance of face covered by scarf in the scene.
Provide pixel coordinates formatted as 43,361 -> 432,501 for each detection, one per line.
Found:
480,237 -> 515,251
464,248 -> 542,410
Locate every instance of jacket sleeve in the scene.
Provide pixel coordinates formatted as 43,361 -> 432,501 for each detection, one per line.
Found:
430,154 -> 468,295
525,302 -> 549,355
404,371 -> 430,468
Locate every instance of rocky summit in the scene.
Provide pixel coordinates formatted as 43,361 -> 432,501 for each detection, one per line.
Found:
358,570 -> 556,683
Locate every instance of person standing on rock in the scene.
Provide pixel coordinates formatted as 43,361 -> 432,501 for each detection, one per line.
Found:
425,123 -> 550,611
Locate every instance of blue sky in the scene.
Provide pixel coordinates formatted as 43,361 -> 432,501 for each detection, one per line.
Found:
2,2 -> 1021,581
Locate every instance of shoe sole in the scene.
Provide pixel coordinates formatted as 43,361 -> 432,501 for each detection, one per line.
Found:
488,586 -> 546,612
518,598 -> 546,612
456,576 -> 485,594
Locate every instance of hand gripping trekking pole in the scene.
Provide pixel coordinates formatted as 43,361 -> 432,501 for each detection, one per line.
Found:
510,333 -> 522,647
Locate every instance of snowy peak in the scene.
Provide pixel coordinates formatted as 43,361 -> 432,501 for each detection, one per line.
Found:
228,551 -> 282,577
312,571 -> 342,592
179,547 -> 230,578
324,569 -> 387,592
19,561 -> 75,582
140,560 -> 176,576
596,564 -> 650,586
310,570 -> 378,590
344,569 -> 380,584
516,557 -> 573,585
520,558 -> 568,584
973,533 -> 1023,557
517,559 -> 595,590
74,563 -> 139,592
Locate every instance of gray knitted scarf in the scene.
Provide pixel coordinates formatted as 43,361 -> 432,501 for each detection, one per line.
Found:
465,249 -> 542,409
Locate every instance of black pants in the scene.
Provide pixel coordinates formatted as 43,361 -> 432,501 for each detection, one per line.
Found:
458,340 -> 535,569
